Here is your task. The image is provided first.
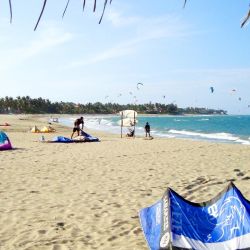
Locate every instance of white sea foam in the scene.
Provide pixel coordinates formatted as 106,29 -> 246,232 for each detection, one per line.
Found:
198,118 -> 209,121
168,130 -> 241,142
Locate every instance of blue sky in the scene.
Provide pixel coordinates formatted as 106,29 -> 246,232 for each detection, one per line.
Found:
0,0 -> 249,114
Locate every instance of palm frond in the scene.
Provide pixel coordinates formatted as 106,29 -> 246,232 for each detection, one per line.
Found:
183,0 -> 187,8
9,0 -> 12,23
83,0 -> 86,12
241,8 -> 250,28
34,0 -> 47,31
99,0 -> 108,24
62,0 -> 71,19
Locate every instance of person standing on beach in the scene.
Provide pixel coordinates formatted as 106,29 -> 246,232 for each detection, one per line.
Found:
145,122 -> 150,137
71,117 -> 84,139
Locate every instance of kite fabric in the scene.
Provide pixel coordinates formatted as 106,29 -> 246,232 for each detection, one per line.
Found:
0,131 -> 12,150
50,131 -> 99,143
139,182 -> 250,250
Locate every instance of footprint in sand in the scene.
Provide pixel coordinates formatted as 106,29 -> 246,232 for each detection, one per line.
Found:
234,169 -> 240,172
38,229 -> 47,235
55,222 -> 65,231
52,245 -> 69,250
107,235 -> 117,242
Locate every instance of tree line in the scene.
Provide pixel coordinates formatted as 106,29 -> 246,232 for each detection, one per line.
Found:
0,96 -> 227,115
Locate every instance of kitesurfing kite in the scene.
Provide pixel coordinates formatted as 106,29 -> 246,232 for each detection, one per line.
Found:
140,182 -> 250,250
210,87 -> 214,93
239,97 -> 242,101
137,83 -> 144,90
117,93 -> 122,97
231,89 -> 237,95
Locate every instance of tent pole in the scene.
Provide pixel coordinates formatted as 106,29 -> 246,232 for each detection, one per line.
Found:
133,111 -> 135,138
121,111 -> 123,138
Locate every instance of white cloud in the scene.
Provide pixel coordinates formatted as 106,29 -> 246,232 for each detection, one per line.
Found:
69,44 -> 134,68
0,26 -> 73,71
106,9 -> 140,27
67,14 -> 192,68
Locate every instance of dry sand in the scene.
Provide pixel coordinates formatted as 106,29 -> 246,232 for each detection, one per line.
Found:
1,114 -> 250,250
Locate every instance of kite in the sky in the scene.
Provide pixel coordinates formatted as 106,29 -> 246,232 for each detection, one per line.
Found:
129,92 -> 133,95
137,83 -> 144,90
105,95 -> 109,99
239,97 -> 242,101
210,87 -> 214,93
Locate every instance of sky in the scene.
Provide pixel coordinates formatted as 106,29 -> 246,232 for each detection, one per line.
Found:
0,0 -> 250,114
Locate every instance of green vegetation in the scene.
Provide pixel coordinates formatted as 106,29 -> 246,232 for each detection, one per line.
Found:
0,96 -> 227,115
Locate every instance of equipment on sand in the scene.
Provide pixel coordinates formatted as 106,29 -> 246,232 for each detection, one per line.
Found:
0,131 -> 12,150
41,131 -> 99,143
0,123 -> 11,126
140,182 -> 250,249
31,126 -> 55,133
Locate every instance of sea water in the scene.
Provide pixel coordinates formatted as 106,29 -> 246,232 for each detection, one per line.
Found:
60,115 -> 250,145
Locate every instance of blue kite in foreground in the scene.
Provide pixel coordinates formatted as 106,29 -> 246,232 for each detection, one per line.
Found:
139,182 -> 250,249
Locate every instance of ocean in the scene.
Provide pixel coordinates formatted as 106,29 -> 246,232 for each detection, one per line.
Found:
60,115 -> 250,145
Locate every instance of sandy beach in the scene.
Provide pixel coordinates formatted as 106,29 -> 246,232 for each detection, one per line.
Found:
1,114 -> 250,250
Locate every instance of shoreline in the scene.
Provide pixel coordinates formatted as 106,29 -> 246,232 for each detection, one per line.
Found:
57,114 -> 250,146
1,114 -> 250,249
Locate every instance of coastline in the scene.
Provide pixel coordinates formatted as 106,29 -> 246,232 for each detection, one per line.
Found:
1,114 -> 250,249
